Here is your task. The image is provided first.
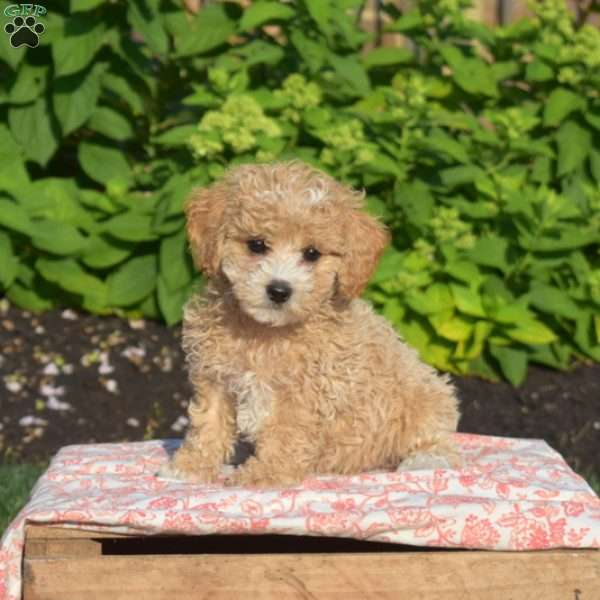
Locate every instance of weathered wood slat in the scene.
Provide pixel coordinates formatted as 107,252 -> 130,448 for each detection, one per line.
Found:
23,546 -> 600,600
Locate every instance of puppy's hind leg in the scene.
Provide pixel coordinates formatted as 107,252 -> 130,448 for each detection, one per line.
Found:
157,379 -> 236,483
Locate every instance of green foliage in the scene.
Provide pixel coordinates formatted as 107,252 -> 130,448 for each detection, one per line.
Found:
0,463 -> 46,534
0,0 -> 599,383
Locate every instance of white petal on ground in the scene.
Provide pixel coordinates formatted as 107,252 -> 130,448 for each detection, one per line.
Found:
46,396 -> 72,411
43,363 -> 60,376
128,319 -> 146,330
170,415 -> 189,432
126,417 -> 140,427
103,379 -> 119,394
40,383 -> 66,397
19,415 -> 48,427
61,309 -> 78,320
62,364 -> 74,375
5,380 -> 22,393
98,351 -> 114,374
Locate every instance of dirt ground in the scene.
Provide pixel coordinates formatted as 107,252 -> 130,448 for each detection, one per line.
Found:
1,300 -> 598,477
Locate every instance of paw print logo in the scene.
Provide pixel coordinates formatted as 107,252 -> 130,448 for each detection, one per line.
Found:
4,16 -> 45,49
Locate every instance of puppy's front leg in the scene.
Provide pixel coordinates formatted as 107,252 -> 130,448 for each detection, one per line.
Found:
225,414 -> 321,488
158,378 -> 235,484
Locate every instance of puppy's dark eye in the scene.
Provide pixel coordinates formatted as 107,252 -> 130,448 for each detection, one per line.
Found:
247,239 -> 268,254
303,246 -> 321,262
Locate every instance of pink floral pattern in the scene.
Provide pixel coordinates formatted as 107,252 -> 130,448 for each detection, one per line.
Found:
1,434 -> 599,600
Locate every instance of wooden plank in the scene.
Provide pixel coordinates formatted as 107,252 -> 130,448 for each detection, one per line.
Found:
23,549 -> 600,600
26,525 -> 129,540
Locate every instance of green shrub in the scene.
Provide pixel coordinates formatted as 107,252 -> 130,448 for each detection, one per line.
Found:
0,0 -> 599,385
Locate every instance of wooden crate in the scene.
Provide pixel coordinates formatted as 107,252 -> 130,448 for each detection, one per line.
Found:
23,524 -> 600,599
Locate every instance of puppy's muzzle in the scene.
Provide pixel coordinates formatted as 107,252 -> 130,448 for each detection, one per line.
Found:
266,280 -> 292,304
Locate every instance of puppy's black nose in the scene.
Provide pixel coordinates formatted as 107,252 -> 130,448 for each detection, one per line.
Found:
266,280 -> 292,304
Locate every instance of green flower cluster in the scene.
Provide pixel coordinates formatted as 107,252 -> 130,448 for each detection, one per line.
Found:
483,107 -> 540,142
530,0 -> 573,37
275,74 -> 322,123
319,117 -> 377,167
530,0 -> 600,86
418,0 -> 473,26
188,95 -> 281,159
429,207 -> 476,249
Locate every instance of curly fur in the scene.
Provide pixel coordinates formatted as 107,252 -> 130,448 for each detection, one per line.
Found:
159,161 -> 460,487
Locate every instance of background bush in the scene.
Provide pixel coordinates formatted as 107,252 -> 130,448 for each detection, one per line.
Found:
0,0 -> 599,385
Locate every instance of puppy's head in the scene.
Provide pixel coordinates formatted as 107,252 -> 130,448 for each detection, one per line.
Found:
185,161 -> 389,326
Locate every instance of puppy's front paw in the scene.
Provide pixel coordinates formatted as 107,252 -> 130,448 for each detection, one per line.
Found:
156,461 -> 219,484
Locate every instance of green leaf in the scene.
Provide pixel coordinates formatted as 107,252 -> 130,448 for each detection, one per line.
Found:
0,198 -> 33,235
0,28 -> 26,70
372,248 -> 404,283
328,54 -> 371,97
101,72 -> 145,116
88,107 -> 134,141
36,257 -> 107,311
240,2 -> 295,30
71,0 -> 104,10
505,318 -> 557,345
81,234 -> 132,269
9,64 -> 47,104
556,120 -> 591,177
152,125 -> 197,147
489,345 -> 528,386
6,281 -> 54,312
0,231 -> 18,289
233,40 -> 284,68
387,8 -> 423,32
440,165 -> 486,188
78,142 -> 132,186
127,0 -> 169,55
157,276 -> 193,326
100,213 -> 158,242
444,260 -> 483,285
362,47 -> 413,69
167,4 -> 235,57
528,282 -> 580,320
450,284 -> 487,317
52,19 -> 105,77
525,59 -> 553,82
574,314 -> 600,360
8,97 -> 58,166
421,129 -> 470,164
107,255 -> 157,306
528,228 -> 597,251
159,230 -> 194,291
543,88 -> 586,127
406,283 -> 453,315
468,235 -> 509,273
438,45 -> 497,97
304,0 -> 334,38
53,64 -> 104,136
394,180 -> 434,229
31,220 -> 88,255
429,311 -> 473,342
0,125 -> 29,191
289,30 -> 326,73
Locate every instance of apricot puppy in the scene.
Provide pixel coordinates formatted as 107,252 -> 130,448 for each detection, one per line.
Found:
159,161 -> 459,487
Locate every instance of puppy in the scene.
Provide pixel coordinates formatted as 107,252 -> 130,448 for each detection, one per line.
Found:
159,161 -> 460,487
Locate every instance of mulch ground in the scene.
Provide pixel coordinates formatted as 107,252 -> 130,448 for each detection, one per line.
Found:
1,299 -> 598,477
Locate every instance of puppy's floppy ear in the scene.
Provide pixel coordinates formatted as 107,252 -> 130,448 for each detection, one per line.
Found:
337,209 -> 390,299
185,181 -> 228,277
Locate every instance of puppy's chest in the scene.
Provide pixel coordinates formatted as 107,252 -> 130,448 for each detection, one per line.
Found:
225,368 -> 273,441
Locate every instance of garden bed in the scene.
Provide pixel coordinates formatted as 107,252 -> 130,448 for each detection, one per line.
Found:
0,300 -> 598,478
